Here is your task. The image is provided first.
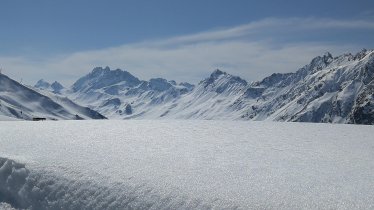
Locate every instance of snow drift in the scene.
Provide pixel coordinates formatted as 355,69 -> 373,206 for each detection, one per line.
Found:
1,120 -> 374,209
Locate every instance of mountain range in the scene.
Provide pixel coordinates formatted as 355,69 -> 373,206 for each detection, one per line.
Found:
0,74 -> 106,120
1,49 -> 373,124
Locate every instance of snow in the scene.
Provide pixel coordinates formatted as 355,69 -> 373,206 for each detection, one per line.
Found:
0,202 -> 17,210
0,74 -> 105,120
0,115 -> 19,121
5,50 -> 372,124
1,120 -> 374,209
50,49 -> 373,124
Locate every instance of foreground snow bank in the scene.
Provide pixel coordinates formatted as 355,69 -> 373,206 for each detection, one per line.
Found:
0,120 -> 373,209
0,157 -> 209,210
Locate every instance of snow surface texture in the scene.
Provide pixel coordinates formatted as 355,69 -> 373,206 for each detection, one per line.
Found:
1,120 -> 374,209
54,49 -> 373,124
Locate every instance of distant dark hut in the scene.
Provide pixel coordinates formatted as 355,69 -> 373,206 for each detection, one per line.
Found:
32,117 -> 46,121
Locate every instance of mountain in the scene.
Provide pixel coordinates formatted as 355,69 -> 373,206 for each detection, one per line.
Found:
0,74 -> 106,120
67,66 -> 195,119
24,49 -> 374,124
35,79 -> 51,89
236,49 -> 374,124
71,66 -> 141,93
35,79 -> 65,94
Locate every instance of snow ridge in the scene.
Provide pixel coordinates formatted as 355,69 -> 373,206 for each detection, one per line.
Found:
0,157 -> 234,210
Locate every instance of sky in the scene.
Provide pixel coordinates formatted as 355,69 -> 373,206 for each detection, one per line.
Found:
0,0 -> 374,85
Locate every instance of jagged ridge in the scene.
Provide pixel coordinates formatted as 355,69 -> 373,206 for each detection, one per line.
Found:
16,49 -> 374,124
0,74 -> 106,120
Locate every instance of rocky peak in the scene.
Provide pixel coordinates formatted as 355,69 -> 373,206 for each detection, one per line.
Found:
200,69 -> 248,93
72,67 -> 141,92
148,78 -> 172,92
91,66 -> 110,75
35,79 -> 51,89
51,81 -> 64,92
210,69 -> 226,79
310,52 -> 333,69
354,48 -> 370,61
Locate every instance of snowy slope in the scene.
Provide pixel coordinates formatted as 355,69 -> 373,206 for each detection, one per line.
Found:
238,49 -> 374,124
58,49 -> 374,124
0,120 -> 374,209
67,66 -> 195,119
135,69 -> 248,120
65,67 -> 249,120
0,74 -> 106,120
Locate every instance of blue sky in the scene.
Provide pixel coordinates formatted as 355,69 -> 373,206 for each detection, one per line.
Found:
1,0 -> 374,85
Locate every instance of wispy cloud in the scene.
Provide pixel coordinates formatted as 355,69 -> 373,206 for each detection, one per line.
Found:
0,17 -> 372,86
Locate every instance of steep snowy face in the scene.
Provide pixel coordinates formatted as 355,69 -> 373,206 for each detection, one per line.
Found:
199,69 -> 247,94
0,74 -> 105,120
143,70 -> 250,120
67,67 -> 195,119
71,66 -> 141,93
239,49 -> 374,124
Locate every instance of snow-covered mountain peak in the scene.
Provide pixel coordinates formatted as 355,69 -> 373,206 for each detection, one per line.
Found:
239,49 -> 374,124
204,69 -> 246,84
353,48 -> 373,61
309,52 -> 333,70
200,69 -> 248,94
91,66 -> 110,74
72,67 -> 141,92
51,81 -> 64,92
35,79 -> 65,94
35,79 -> 51,89
210,69 -> 226,78
148,78 -> 173,92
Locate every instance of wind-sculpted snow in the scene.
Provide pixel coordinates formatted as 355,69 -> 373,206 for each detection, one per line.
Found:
1,120 -> 374,209
0,157 -> 226,210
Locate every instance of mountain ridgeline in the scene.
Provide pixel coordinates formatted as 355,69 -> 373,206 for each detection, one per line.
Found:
1,49 -> 373,124
0,74 -> 106,120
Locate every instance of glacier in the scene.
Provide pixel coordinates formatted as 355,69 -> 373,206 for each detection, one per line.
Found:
1,120 -> 374,209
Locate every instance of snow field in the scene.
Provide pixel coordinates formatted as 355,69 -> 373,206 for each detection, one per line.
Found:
0,120 -> 374,209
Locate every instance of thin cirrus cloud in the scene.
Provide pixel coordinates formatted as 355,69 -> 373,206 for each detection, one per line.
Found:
150,17 -> 374,46
0,17 -> 373,86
